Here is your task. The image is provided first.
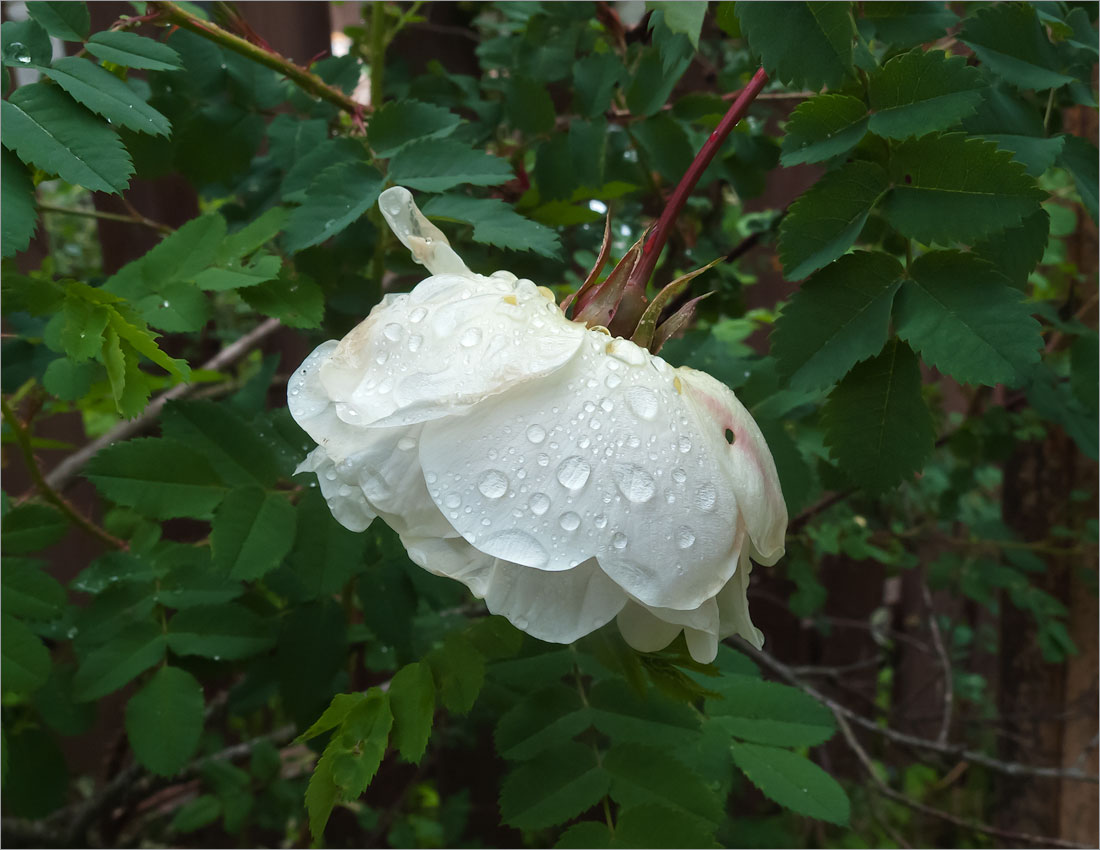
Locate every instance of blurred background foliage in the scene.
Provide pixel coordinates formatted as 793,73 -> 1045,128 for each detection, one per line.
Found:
1,1 -> 1097,848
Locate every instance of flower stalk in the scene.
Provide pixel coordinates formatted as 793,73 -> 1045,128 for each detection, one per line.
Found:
613,67 -> 770,332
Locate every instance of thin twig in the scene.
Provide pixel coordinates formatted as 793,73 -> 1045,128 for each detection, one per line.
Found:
44,318 -> 282,493
1,397 -> 127,550
833,711 -> 1090,850
38,203 -> 173,235
148,1 -> 366,126
732,638 -> 1100,784
921,581 -> 954,746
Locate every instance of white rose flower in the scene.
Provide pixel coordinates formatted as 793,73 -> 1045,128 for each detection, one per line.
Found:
288,187 -> 787,663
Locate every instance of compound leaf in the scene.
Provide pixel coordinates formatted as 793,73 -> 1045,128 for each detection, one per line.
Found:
820,338 -> 934,492
772,251 -> 904,391
867,49 -> 985,139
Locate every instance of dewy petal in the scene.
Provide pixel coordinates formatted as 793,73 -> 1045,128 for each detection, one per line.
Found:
404,533 -> 626,644
378,186 -> 473,278
417,332 -> 742,611
716,550 -> 764,648
297,447 -> 376,532
317,274 -> 586,428
677,367 -> 788,566
616,597 -> 720,663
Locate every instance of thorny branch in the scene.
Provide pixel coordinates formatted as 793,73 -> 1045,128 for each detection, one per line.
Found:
732,637 -> 1100,784
833,711 -> 1090,850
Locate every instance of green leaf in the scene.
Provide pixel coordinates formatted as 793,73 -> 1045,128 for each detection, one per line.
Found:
84,30 -> 183,71
499,741 -> 610,830
556,821 -> 613,849
2,560 -> 66,620
1,82 -> 133,194
960,3 -> 1075,91
422,194 -> 561,259
730,741 -> 850,825
211,487 -> 295,581
43,357 -> 98,400
573,52 -> 624,119
305,753 -> 339,845
1,503 -> 68,554
85,437 -> 227,519
283,160 -> 382,253
61,294 -> 110,361
109,311 -> 190,382
330,691 -> 392,795
587,678 -> 700,746
296,692 -> 368,743
883,133 -> 1045,244
73,621 -> 166,700
387,662 -> 436,764
25,2 -> 89,41
288,488 -> 366,596
192,254 -> 281,291
630,113 -> 693,185
625,48 -> 690,118
780,94 -> 868,167
650,2 -> 706,48
706,675 -> 835,747
772,252 -> 904,391
894,251 -> 1041,387
1,614 -> 51,695
735,1 -> 855,91
973,208 -> 1050,289
2,19 -> 53,66
276,599 -> 348,728
778,160 -> 889,280
34,666 -> 97,736
369,99 -> 461,158
241,271 -> 324,328
171,795 -> 222,833
280,137 -> 364,202
867,49 -> 985,140
605,743 -> 724,826
125,666 -> 204,776
859,3 -> 957,50
506,74 -> 555,134
1059,134 -> 1099,222
41,56 -> 171,137
1,148 -> 37,257
613,805 -> 720,849
820,339 -> 935,493
161,400 -> 281,488
495,685 -> 590,760
106,213 -> 226,299
428,633 -> 485,715
135,282 -> 209,334
977,133 -> 1065,177
388,139 -> 513,193
167,603 -> 275,660
217,207 -> 289,263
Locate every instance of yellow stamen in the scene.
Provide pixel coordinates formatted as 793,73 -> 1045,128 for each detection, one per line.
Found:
502,294 -> 518,305
590,325 -> 611,336
673,376 -> 682,394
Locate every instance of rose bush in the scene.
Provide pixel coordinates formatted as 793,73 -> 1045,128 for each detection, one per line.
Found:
289,187 -> 787,663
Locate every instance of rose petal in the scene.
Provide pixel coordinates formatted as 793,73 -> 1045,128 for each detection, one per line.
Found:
317,274 -> 586,428
418,332 -> 743,610
678,367 -> 788,566
296,448 -> 376,532
716,550 -> 764,648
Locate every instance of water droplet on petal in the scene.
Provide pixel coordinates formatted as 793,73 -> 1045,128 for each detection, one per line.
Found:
526,424 -> 546,444
460,327 -> 483,347
383,322 -> 404,341
594,514 -> 608,529
677,527 -> 696,549
605,373 -> 623,389
678,435 -> 692,453
477,469 -> 508,499
407,334 -> 423,352
556,456 -> 591,490
482,529 -> 548,567
409,306 -> 427,323
612,463 -> 656,503
626,386 -> 659,421
536,453 -> 550,467
612,532 -> 628,549
397,436 -> 417,450
694,483 -> 717,511
529,492 -> 550,515
559,511 -> 581,531
444,493 -> 461,509
672,468 -> 687,484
